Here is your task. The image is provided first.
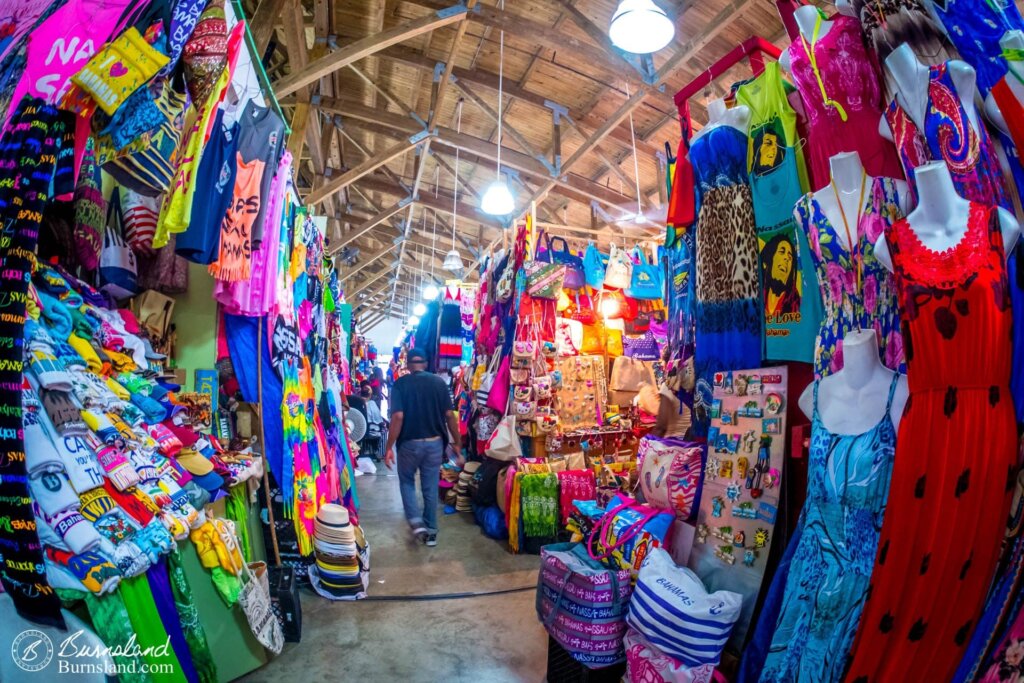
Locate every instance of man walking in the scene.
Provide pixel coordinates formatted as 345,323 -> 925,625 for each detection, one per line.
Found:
384,348 -> 461,547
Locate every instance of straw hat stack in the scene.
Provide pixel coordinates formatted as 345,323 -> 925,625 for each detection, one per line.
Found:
312,504 -> 363,597
455,461 -> 480,512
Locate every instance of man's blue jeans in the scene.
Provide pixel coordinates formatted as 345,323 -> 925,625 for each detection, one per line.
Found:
396,438 -> 444,534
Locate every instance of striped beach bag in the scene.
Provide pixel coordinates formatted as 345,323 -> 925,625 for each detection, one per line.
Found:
626,548 -> 742,670
536,542 -> 633,668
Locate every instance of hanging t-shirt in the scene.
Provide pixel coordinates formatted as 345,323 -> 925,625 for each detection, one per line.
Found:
176,109 -> 239,264
751,153 -> 822,363
236,100 -> 285,246
208,153 -> 263,282
735,61 -> 810,194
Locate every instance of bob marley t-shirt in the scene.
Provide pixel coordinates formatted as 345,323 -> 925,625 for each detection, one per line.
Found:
750,152 -> 822,363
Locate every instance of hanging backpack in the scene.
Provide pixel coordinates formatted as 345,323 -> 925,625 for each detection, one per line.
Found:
99,191 -> 140,300
605,244 -> 633,289
627,246 -> 664,300
549,236 -> 585,289
583,242 -> 607,289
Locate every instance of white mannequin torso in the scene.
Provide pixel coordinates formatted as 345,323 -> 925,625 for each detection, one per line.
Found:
779,6 -> 834,73
985,31 -> 1024,136
873,161 -> 1021,270
878,44 -> 979,142
799,329 -> 908,434
693,97 -> 751,141
810,152 -> 910,252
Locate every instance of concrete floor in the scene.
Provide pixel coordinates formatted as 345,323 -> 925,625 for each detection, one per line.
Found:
241,469 -> 548,683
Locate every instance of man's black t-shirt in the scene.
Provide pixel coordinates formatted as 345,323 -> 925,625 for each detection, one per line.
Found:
389,371 -> 453,445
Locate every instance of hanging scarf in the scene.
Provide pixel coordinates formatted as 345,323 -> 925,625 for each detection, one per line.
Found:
520,473 -> 559,538
166,550 -> 218,683
0,97 -> 71,627
83,589 -> 155,683
118,573 -> 189,683
223,485 -> 251,561
556,469 -> 596,525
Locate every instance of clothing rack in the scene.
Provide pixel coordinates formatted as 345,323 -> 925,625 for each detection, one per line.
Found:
673,36 -> 783,137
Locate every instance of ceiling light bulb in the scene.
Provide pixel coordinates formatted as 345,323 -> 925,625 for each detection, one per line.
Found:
408,315 -> 420,327
609,0 -> 675,54
599,295 -> 621,319
443,248 -> 464,272
413,302 -> 427,316
481,180 -> 515,216
423,284 -> 439,301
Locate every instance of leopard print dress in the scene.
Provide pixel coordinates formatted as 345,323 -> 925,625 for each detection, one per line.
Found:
689,124 -> 762,435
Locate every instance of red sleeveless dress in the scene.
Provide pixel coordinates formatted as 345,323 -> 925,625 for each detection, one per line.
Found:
844,203 -> 1018,682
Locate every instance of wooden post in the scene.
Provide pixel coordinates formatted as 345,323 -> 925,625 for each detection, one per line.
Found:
257,319 -> 281,566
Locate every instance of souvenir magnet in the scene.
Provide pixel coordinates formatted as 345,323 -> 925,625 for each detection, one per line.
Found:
743,549 -> 757,567
711,496 -> 725,517
764,467 -> 780,489
715,545 -> 736,565
726,434 -> 741,454
754,528 -> 769,549
742,431 -> 758,454
737,457 -> 749,479
765,392 -> 784,415
735,374 -> 749,396
706,457 -> 721,480
764,418 -> 782,435
719,459 -> 733,479
726,482 -> 742,501
710,399 -> 722,419
723,372 -> 734,394
747,376 -> 763,394
756,502 -> 778,524
713,372 -> 725,388
696,524 -> 709,544
733,502 -> 757,519
732,530 -> 745,547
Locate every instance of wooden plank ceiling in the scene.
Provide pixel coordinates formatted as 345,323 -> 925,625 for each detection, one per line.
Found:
250,0 -> 796,319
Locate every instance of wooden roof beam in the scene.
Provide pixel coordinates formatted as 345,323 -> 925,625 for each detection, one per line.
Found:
274,5 -> 469,97
329,198 -> 412,255
306,135 -> 425,206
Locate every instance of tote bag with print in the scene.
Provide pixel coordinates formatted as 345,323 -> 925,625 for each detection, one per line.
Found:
99,191 -> 139,300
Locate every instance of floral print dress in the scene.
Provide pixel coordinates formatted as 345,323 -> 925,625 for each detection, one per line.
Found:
798,176 -> 907,378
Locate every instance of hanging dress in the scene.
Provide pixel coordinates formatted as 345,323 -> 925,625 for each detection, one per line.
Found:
437,286 -> 463,373
787,14 -> 904,187
884,61 -> 1011,209
849,0 -> 959,72
736,61 -> 821,363
760,376 -> 900,683
799,177 -> 907,377
844,203 -> 1017,683
930,0 -> 1024,94
689,124 -> 761,435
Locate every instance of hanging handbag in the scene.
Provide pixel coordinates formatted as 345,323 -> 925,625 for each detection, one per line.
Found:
549,236 -> 585,289
495,253 -> 516,303
580,324 -> 604,355
605,327 -> 624,358
476,352 -> 502,408
569,291 -> 598,325
624,330 -> 661,361
485,411 -> 523,462
637,436 -> 705,519
605,244 -> 633,289
486,355 -> 512,413
525,232 -> 566,300
627,246 -> 664,300
217,520 -> 284,654
583,243 -> 608,289
99,190 -> 140,300
537,542 -> 634,669
556,318 -> 583,357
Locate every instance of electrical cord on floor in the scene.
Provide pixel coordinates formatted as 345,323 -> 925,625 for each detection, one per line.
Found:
359,585 -> 536,602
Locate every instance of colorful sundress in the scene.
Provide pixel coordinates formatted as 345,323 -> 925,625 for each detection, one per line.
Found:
787,14 -> 904,188
844,203 -> 1018,682
759,375 -> 900,683
884,61 -> 1010,210
689,124 -> 761,435
798,177 -> 907,377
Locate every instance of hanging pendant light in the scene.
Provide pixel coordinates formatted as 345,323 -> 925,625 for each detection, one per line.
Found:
443,248 -> 464,272
483,1 -> 515,216
482,178 -> 515,216
423,283 -> 440,300
609,0 -> 675,54
413,302 -> 427,316
408,315 -> 420,327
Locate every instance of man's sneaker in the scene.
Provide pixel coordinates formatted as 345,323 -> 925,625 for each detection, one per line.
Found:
425,532 -> 437,547
411,526 -> 427,543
